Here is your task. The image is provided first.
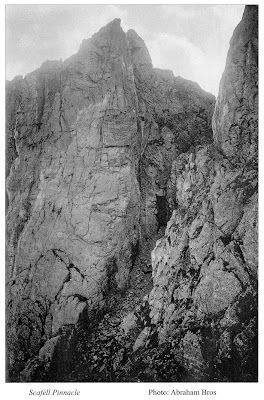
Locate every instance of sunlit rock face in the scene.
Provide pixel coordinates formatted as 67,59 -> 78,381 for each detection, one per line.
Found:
6,18 -> 214,379
145,6 -> 258,381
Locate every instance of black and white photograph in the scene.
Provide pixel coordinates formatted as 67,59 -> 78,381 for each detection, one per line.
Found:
4,1 -> 259,392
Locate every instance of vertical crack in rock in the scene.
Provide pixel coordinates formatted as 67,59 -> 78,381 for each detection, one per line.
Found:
126,28 -> 215,240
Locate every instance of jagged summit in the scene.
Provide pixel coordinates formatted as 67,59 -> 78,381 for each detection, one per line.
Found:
7,18 -> 214,97
126,28 -> 153,68
94,16 -> 123,38
108,17 -> 121,26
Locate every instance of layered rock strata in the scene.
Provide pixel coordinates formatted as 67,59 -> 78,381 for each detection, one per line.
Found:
141,5 -> 258,381
6,19 -> 214,379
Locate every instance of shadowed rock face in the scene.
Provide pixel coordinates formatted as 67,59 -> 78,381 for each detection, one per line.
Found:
127,28 -> 215,238
143,6 -> 258,381
6,19 -> 215,379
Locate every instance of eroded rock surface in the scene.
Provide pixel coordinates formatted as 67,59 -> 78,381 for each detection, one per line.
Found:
127,29 -> 215,237
140,6 -> 258,382
6,19 -> 214,380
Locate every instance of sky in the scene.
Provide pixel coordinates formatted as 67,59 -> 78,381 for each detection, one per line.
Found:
6,4 -> 244,95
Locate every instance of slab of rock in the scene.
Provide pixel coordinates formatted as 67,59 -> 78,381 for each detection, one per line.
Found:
133,327 -> 151,352
120,312 -> 138,336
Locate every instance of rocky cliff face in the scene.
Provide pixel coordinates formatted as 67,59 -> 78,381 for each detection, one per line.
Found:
141,5 -> 258,382
6,19 -> 215,380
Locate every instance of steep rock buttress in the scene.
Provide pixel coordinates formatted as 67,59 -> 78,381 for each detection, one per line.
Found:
6,19 -> 214,380
139,6 -> 258,382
